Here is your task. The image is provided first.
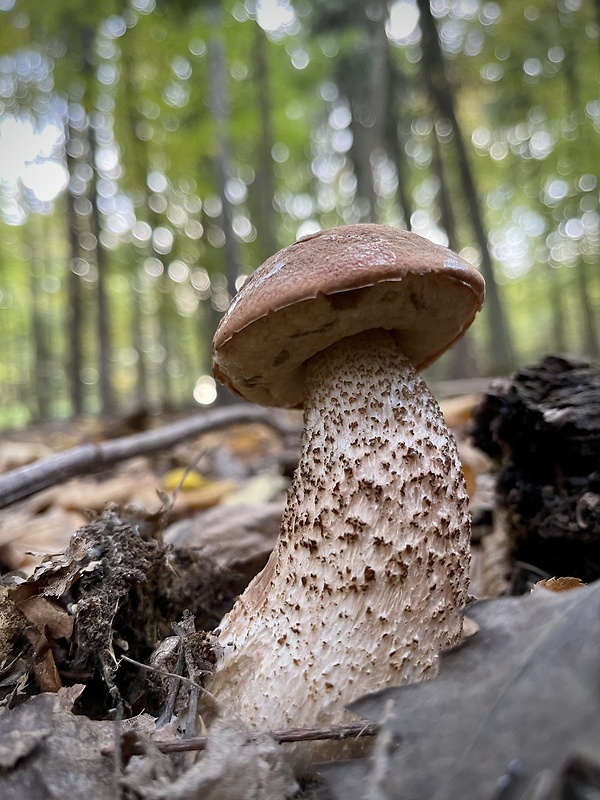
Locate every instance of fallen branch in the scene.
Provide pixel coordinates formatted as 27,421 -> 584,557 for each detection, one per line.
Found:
103,721 -> 377,757
0,405 -> 296,510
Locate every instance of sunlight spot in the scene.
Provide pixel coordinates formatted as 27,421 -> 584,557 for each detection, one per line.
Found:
22,160 -> 68,202
386,1 -> 420,43
255,0 -> 295,34
194,375 -> 217,405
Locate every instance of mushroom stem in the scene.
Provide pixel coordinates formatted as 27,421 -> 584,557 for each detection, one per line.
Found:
205,330 -> 470,734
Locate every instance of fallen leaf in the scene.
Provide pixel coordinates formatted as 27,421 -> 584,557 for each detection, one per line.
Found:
439,394 -> 481,432
534,576 -> 586,592
121,718 -> 298,800
0,587 -> 27,662
0,693 -> 54,769
221,471 -> 289,506
0,507 -> 85,574
164,501 -> 284,567
0,441 -> 53,473
321,581 -> 600,800
0,693 -> 115,798
171,479 -> 238,513
161,468 -> 207,492
18,595 -> 74,640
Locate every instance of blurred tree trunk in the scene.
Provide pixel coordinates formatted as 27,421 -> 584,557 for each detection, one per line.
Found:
416,0 -> 515,374
253,25 -> 277,262
326,0 -> 390,222
119,21 -> 154,409
64,121 -> 85,417
348,105 -> 378,221
547,266 -> 567,354
359,0 -> 389,220
367,0 -> 390,162
25,222 -> 52,420
156,277 -> 178,406
81,25 -> 114,416
430,123 -> 478,379
130,273 -> 149,408
310,0 -> 390,222
574,259 -> 599,358
205,2 -> 243,405
431,121 -> 457,246
348,1 -> 390,222
387,115 -> 414,230
206,2 -> 241,300
385,48 -> 414,228
561,34 -> 599,358
121,7 -> 188,410
84,116 -> 115,416
0,254 -> 16,416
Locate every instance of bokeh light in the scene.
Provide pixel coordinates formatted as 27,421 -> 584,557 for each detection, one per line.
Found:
193,374 -> 217,405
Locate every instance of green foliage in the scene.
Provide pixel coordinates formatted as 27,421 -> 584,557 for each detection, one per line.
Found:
0,0 -> 598,424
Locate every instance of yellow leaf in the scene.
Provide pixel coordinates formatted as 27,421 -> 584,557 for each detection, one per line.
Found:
162,468 -> 207,492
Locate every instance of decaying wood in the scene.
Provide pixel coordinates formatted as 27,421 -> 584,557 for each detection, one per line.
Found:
0,405 -> 295,510
471,355 -> 600,581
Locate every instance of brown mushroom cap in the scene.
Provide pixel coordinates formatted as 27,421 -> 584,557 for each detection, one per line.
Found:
213,224 -> 485,407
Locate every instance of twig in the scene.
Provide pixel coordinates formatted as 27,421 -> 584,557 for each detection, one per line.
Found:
0,404 -> 296,509
102,720 -> 377,757
154,645 -> 187,729
112,700 -> 124,796
120,655 -> 210,692
184,685 -> 199,740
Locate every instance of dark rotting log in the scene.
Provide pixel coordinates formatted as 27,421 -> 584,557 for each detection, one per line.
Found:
471,355 -> 600,581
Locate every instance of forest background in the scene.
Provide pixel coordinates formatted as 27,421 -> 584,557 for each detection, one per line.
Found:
0,0 -> 598,428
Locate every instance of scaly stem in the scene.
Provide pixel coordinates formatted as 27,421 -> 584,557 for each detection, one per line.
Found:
205,331 -> 470,736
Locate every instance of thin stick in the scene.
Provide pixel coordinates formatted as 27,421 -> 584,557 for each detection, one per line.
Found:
112,700 -> 124,798
120,655 -> 209,691
102,721 -> 377,757
155,647 -> 187,730
0,405 -> 295,509
184,685 -> 199,740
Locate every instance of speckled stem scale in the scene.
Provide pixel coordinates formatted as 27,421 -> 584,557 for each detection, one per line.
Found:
205,330 -> 471,734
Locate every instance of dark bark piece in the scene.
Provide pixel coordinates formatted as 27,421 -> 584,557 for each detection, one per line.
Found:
471,356 -> 600,580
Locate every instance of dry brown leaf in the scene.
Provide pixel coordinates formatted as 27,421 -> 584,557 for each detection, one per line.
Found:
164,501 -> 284,567
51,473 -> 159,513
534,576 -> 586,592
17,595 -> 74,640
170,479 -> 238,514
0,442 -> 53,473
439,393 -> 482,432
0,509 -> 85,575
0,587 -> 27,663
25,628 -> 62,693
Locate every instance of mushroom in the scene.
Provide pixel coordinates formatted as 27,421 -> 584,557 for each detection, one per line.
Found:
204,224 -> 485,747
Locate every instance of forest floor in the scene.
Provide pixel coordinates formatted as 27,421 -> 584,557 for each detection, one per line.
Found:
0,356 -> 598,799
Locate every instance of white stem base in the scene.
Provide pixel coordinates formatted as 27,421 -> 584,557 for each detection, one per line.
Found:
204,331 -> 470,747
